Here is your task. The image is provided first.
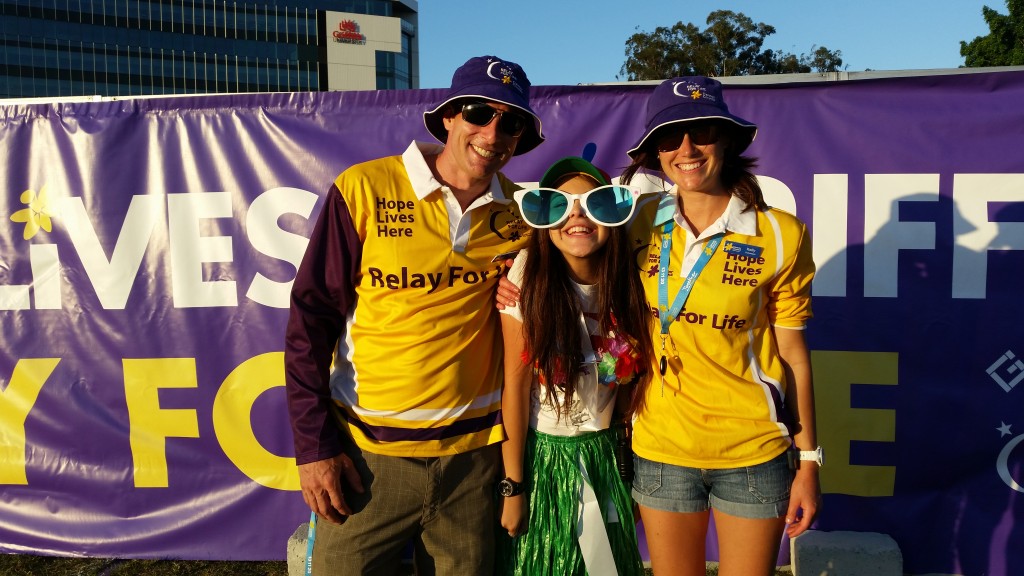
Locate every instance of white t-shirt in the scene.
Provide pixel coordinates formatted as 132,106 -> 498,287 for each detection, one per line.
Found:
500,252 -> 617,436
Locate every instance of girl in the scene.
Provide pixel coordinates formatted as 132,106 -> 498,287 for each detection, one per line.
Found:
497,157 -> 654,576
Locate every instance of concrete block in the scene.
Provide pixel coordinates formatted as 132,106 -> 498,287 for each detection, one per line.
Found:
791,530 -> 902,576
286,523 -> 310,576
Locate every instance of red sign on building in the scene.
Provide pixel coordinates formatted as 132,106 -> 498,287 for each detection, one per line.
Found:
333,20 -> 367,45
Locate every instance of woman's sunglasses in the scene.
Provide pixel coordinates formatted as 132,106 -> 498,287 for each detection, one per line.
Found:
513,185 -> 644,229
460,102 -> 529,137
655,122 -> 721,152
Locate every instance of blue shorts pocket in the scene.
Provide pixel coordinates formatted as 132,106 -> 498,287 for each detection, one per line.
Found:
631,455 -> 663,496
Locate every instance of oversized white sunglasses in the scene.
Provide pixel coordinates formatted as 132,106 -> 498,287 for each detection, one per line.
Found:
513,185 -> 644,229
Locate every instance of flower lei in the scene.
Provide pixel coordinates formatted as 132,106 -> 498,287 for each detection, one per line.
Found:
521,349 -> 565,387
593,330 -> 642,390
521,329 -> 641,391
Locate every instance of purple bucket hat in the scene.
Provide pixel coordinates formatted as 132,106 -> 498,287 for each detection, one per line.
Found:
627,76 -> 757,165
423,55 -> 545,155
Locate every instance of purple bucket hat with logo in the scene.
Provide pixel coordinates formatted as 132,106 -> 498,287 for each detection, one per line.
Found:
627,76 -> 757,165
423,55 -> 545,155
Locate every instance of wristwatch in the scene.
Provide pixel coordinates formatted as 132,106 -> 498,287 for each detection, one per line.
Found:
798,446 -> 824,466
498,477 -> 525,497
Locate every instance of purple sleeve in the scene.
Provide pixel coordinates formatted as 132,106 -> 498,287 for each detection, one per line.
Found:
285,185 -> 361,465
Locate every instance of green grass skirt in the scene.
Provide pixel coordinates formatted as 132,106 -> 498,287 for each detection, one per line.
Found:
496,428 -> 644,576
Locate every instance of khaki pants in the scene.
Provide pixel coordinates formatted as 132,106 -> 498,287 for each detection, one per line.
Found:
311,443 -> 500,576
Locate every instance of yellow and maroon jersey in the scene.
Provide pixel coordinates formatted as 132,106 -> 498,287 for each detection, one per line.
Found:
286,142 -> 530,462
629,193 -> 814,468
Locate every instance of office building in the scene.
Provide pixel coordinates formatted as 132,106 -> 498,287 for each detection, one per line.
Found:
0,0 -> 418,99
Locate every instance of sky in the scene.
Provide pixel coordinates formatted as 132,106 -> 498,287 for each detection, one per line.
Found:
416,0 -> 999,88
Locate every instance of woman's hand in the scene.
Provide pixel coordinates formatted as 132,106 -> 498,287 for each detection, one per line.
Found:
784,464 -> 820,538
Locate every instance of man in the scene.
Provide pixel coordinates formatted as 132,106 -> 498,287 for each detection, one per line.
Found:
285,55 -> 543,575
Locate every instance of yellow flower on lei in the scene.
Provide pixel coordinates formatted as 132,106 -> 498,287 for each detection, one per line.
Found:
10,185 -> 53,240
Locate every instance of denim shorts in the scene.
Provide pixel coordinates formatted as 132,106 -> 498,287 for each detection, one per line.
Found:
631,450 -> 794,519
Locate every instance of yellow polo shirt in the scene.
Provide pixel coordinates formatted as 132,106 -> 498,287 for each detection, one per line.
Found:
630,193 -> 814,468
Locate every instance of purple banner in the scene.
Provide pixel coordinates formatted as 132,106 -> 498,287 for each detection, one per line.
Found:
1,71 -> 1023,574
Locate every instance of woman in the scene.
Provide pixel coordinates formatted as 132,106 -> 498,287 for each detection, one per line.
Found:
623,76 -> 820,576
497,157 -> 654,576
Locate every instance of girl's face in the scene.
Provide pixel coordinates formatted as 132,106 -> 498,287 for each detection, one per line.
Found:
547,175 -> 610,269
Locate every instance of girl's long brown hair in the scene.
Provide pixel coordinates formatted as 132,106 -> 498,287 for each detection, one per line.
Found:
519,211 -> 655,420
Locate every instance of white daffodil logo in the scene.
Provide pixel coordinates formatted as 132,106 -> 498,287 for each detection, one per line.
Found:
9,185 -> 53,240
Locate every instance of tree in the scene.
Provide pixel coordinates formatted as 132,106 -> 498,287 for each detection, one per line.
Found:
960,0 -> 1024,67
619,10 -> 844,80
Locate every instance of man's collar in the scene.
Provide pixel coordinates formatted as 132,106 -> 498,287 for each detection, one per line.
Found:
402,141 -> 512,204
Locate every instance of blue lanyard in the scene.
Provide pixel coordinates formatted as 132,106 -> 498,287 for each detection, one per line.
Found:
657,219 -> 722,373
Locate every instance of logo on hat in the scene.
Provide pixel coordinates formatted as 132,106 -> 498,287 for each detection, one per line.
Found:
486,60 -> 524,95
672,81 -> 715,103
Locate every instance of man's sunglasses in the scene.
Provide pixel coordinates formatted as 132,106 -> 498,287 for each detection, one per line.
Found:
655,122 -> 721,152
513,185 -> 644,229
460,102 -> 529,138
